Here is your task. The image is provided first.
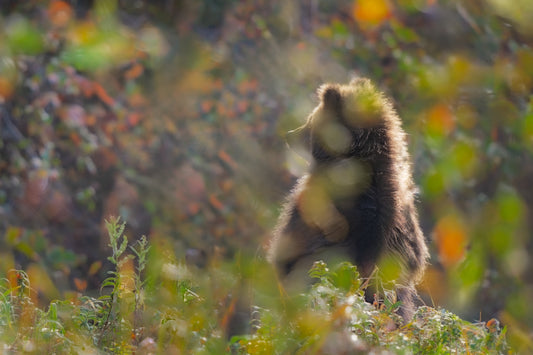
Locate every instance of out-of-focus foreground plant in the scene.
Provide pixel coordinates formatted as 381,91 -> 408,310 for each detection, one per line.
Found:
0,220 -> 508,354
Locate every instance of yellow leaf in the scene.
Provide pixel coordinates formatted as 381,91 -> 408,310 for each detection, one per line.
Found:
27,263 -> 60,301
353,0 -> 393,28
88,260 -> 102,276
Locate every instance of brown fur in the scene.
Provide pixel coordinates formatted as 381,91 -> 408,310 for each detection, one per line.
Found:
268,78 -> 429,319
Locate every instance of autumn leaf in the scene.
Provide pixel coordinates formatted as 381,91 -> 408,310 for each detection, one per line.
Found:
28,263 -> 60,301
48,0 -> 73,28
93,82 -> 115,106
427,103 -> 455,137
220,297 -> 238,332
7,270 -> 21,291
88,260 -> 103,276
217,150 -> 237,169
124,62 -> 144,80
127,112 -> 142,126
73,277 -> 88,292
67,21 -> 98,46
209,194 -> 224,210
5,226 -> 23,245
434,215 -> 467,268
0,77 -> 14,100
353,0 -> 393,29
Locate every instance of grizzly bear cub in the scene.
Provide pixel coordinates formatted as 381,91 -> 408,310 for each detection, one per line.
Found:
268,78 -> 429,319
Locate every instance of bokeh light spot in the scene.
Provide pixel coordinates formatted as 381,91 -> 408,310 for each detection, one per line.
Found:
434,214 -> 467,268
353,0 -> 393,29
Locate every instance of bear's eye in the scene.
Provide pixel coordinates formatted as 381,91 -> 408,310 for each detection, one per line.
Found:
317,121 -> 352,155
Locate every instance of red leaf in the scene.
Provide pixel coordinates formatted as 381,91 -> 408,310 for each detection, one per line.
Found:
93,83 -> 115,106
124,63 -> 144,80
209,194 -> 224,210
73,277 -> 87,292
217,150 -> 237,169
48,1 -> 73,27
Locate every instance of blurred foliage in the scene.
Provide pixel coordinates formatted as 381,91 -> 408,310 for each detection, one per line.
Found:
0,221 -> 509,353
0,0 -> 532,352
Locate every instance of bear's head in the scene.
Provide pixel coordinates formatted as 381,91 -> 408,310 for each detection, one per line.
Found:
288,78 -> 390,164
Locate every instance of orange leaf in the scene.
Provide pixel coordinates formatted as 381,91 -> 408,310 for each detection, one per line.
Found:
127,113 -> 142,126
0,77 -> 14,100
124,63 -> 144,80
427,104 -> 455,136
209,194 -> 224,210
486,318 -> 499,333
434,215 -> 467,268
353,0 -> 393,28
7,270 -> 19,290
48,0 -> 73,27
73,277 -> 88,292
217,150 -> 237,169
93,83 -> 115,106
220,297 -> 238,331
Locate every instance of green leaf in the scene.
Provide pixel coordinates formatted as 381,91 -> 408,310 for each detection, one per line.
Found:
6,16 -> 45,55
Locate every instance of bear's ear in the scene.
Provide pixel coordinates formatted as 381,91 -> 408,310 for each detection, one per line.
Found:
318,84 -> 342,111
